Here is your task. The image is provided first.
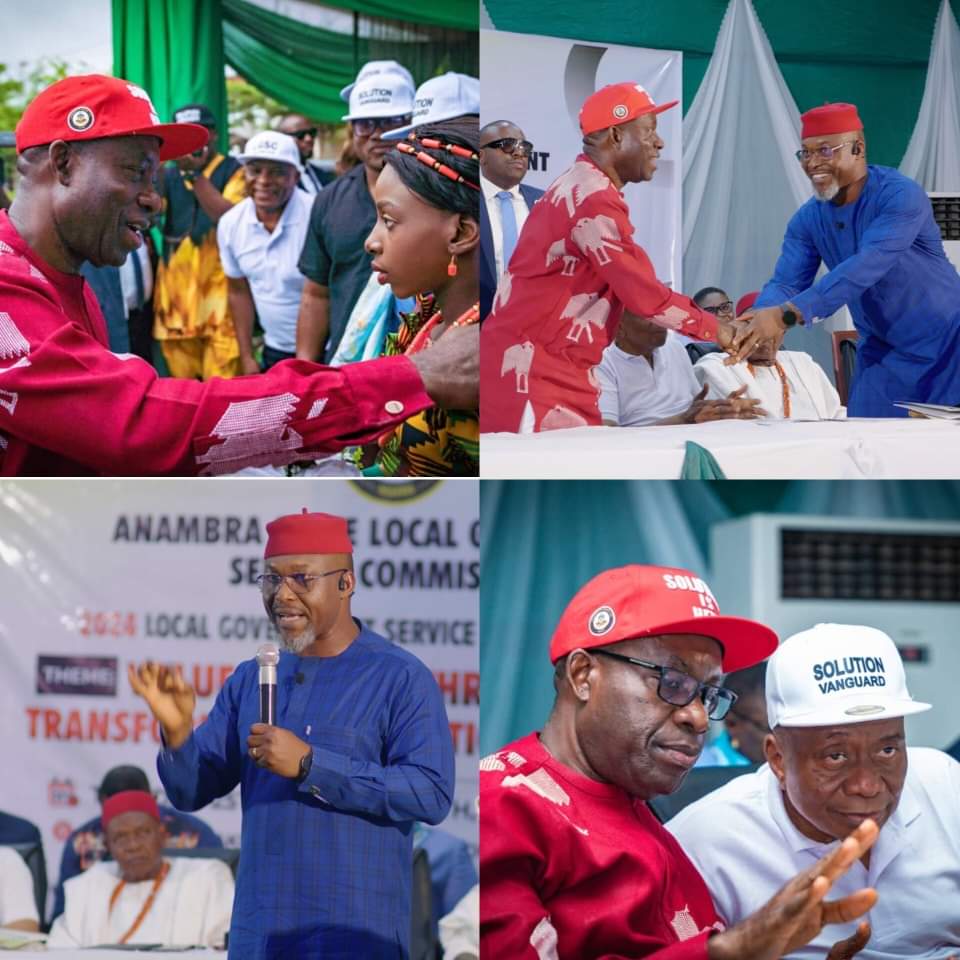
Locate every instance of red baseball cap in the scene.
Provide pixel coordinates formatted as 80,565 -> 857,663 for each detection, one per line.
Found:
579,83 -> 678,136
16,75 -> 209,161
101,790 -> 160,830
265,508 -> 353,557
549,564 -> 778,672
800,103 -> 862,140
736,291 -> 759,316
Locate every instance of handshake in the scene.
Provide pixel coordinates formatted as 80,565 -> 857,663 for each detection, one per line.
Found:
714,303 -> 800,365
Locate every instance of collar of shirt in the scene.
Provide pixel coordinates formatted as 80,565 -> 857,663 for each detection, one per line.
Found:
239,188 -> 312,238
481,173 -> 521,203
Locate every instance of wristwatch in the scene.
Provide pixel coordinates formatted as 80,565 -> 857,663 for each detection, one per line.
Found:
781,307 -> 799,327
296,749 -> 313,783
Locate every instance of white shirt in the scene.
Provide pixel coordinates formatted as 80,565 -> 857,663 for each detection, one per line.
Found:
217,188 -> 314,352
0,847 -> 38,926
439,884 -> 478,958
47,856 -> 234,948
481,173 -> 533,278
667,749 -> 960,959
694,350 -> 843,420
118,244 -> 153,315
595,332 -> 701,426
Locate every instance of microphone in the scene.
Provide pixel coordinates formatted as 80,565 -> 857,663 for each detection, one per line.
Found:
256,643 -> 279,725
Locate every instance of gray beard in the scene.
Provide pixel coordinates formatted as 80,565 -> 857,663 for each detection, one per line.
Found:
279,624 -> 315,654
814,180 -> 840,202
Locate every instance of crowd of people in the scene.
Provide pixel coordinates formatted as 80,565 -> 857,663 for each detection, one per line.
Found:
0,61 -> 480,476
479,86 -> 960,433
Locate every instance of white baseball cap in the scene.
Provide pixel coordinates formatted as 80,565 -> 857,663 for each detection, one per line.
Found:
381,72 -> 480,140
238,131 -> 302,169
342,75 -> 415,122
766,623 -> 931,729
340,60 -> 415,102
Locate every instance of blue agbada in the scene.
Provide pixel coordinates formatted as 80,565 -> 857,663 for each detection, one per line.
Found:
157,623 -> 454,960
757,165 -> 960,416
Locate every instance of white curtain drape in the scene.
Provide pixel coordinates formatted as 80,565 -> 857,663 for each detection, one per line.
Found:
900,0 -> 960,190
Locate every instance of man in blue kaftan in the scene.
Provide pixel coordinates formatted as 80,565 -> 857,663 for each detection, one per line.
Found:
130,510 -> 454,960
732,102 -> 960,417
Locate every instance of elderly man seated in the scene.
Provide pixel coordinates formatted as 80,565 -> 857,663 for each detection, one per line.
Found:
668,624 -> 960,958
596,309 -> 763,425
694,293 -> 842,420
48,790 -> 233,948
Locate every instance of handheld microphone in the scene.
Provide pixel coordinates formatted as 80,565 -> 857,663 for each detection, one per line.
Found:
256,643 -> 279,725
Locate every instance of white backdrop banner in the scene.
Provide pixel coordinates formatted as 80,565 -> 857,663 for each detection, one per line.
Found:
480,28 -> 684,290
0,478 -> 479,906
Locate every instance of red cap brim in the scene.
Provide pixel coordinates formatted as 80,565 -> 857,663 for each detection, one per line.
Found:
139,121 -> 210,161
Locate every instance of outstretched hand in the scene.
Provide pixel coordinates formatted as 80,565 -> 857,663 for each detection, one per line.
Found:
128,661 -> 196,749
724,307 -> 788,364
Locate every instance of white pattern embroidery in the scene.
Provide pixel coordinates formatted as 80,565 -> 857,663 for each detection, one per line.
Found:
571,215 -> 621,266
0,389 -> 18,415
545,240 -> 579,276
0,433 -> 6,450
493,270 -> 513,312
307,398 -> 328,418
670,906 -> 701,941
0,356 -> 30,376
561,292 -> 611,344
649,305 -> 691,331
502,769 -> 570,806
501,341 -> 534,394
28,264 -> 48,284
110,352 -> 140,362
548,162 -> 610,217
0,313 -> 30,361
0,241 -> 14,255
505,751 -> 526,767
479,755 -> 506,772
530,916 -> 559,960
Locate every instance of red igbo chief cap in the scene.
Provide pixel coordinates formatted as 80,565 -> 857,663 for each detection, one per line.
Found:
800,102 -> 862,140
102,790 -> 160,831
736,291 -> 759,316
549,564 -> 778,672
579,82 -> 678,136
16,74 -> 209,162
264,508 -> 353,558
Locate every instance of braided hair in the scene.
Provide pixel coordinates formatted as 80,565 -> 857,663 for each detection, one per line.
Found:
383,117 -> 479,222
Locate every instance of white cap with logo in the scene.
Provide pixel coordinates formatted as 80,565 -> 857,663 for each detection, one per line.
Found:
381,72 -> 480,140
340,60 -> 415,102
766,623 -> 931,728
342,75 -> 415,122
238,131 -> 302,169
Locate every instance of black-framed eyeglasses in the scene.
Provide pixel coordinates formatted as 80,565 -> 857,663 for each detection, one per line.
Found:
794,140 -> 858,164
701,300 -> 734,316
290,127 -> 318,140
480,137 -> 534,157
352,115 -> 412,137
592,648 -> 738,720
255,569 -> 348,596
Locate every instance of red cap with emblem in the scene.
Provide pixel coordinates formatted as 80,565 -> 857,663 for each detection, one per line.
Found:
800,103 -> 862,140
579,82 -> 678,136
101,790 -> 161,830
15,74 -> 209,161
264,508 -> 353,557
549,564 -> 778,671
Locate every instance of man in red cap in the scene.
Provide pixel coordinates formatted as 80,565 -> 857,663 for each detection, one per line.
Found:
0,75 -> 477,475
129,510 -> 454,959
48,789 -> 234,948
730,102 -> 960,417
480,82 -> 737,434
480,564 -> 880,959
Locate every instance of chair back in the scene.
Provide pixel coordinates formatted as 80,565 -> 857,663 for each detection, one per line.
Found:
647,763 -> 760,823
831,330 -> 859,405
5,841 -> 47,925
410,845 -> 436,960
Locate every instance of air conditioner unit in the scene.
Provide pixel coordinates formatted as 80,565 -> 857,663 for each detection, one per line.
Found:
929,193 -> 960,274
710,514 -> 960,749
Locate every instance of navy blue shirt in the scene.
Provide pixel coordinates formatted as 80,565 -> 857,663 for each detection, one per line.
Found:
157,623 -> 454,960
297,164 -> 377,362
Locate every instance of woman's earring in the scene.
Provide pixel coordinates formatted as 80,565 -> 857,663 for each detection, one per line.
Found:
447,254 -> 458,277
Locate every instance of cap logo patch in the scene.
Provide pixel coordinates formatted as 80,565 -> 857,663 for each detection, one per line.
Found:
67,106 -> 94,132
812,656 -> 887,695
844,704 -> 885,716
588,605 -> 615,636
176,108 -> 202,124
612,104 -> 628,119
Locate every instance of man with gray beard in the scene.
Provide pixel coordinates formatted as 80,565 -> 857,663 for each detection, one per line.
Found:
129,509 -> 454,960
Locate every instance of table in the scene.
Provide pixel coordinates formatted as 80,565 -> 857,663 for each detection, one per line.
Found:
481,418 -> 960,478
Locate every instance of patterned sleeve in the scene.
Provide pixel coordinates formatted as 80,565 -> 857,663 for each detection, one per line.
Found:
0,259 -> 432,475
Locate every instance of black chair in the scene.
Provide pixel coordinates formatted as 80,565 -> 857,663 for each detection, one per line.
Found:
685,341 -> 724,364
410,845 -> 437,960
832,330 -> 858,406
164,846 -> 241,878
647,764 -> 760,824
4,841 -> 47,925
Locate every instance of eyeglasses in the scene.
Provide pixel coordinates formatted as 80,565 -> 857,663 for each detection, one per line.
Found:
591,648 -> 738,720
255,569 -> 348,595
795,140 -> 858,164
480,137 -> 534,157
352,115 -> 413,137
701,301 -> 734,316
290,127 -> 317,140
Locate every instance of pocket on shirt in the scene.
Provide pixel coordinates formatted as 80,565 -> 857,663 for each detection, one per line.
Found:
306,723 -> 357,758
